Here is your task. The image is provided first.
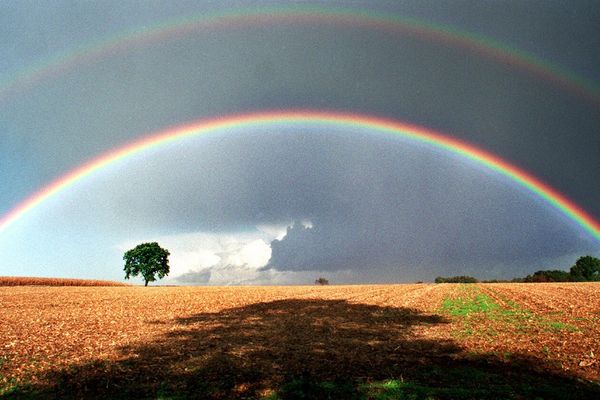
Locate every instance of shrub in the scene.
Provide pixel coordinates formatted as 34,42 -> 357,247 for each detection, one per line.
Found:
315,277 -> 329,285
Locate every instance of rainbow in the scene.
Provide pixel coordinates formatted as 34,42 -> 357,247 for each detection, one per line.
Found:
1,5 -> 598,106
1,110 -> 599,242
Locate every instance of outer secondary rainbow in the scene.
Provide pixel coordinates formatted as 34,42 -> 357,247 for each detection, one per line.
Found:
1,110 -> 599,242
1,6 -> 598,106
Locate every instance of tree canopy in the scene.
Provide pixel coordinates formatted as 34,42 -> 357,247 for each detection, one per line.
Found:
570,255 -> 600,281
123,242 -> 170,286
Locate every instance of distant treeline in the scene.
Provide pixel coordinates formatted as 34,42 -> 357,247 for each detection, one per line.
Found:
434,255 -> 600,284
434,276 -> 478,283
514,255 -> 599,283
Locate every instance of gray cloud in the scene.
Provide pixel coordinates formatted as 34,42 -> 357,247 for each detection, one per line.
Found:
175,269 -> 211,284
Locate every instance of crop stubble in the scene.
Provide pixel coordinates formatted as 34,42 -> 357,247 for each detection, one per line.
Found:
478,283 -> 599,375
0,283 -> 598,396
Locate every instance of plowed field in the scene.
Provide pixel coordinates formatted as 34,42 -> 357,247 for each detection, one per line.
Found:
1,283 -> 599,399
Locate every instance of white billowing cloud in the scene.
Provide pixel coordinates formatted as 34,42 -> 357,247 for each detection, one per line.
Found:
170,249 -> 221,276
117,223 -> 293,285
234,239 -> 272,268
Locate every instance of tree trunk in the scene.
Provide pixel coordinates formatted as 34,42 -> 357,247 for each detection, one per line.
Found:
144,280 -> 148,287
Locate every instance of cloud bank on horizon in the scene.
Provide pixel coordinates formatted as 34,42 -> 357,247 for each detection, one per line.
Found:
0,1 -> 599,284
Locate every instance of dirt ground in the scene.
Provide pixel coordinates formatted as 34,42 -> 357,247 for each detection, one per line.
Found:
0,283 -> 598,399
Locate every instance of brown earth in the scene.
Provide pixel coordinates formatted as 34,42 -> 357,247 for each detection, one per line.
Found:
0,283 -> 598,399
0,277 -> 129,286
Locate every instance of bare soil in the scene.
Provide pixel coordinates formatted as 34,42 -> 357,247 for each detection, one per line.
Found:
0,283 -> 598,399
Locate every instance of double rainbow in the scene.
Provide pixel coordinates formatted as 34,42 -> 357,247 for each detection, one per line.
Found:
1,110 -> 599,242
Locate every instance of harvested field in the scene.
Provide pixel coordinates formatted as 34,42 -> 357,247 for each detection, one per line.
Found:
0,283 -> 598,399
0,277 -> 129,287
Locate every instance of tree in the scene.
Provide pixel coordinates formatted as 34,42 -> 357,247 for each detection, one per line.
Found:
315,277 -> 329,285
123,242 -> 170,286
570,255 -> 600,281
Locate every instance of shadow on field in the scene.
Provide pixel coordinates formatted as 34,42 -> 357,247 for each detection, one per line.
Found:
4,299 -> 599,399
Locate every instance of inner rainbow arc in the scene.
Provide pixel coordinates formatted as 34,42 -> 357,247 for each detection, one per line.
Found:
1,110 -> 599,242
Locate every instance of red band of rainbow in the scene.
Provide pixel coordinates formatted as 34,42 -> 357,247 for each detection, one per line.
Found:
1,110 -> 599,242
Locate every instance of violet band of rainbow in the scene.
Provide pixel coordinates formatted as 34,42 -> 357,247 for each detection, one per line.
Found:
1,110 -> 599,242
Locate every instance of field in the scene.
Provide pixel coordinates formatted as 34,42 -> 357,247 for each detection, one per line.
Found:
0,277 -> 129,287
1,283 -> 599,399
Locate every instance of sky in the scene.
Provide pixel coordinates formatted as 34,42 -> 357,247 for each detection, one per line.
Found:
0,0 -> 599,285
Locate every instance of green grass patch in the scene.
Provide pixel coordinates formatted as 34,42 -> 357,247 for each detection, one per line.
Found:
441,293 -> 499,317
543,320 -> 579,332
439,285 -> 507,338
441,285 -> 580,336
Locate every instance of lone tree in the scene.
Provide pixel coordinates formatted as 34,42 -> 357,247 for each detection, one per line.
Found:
123,242 -> 170,286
